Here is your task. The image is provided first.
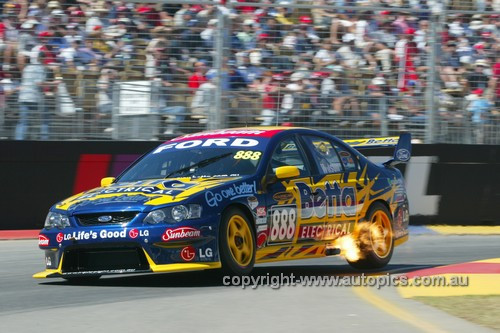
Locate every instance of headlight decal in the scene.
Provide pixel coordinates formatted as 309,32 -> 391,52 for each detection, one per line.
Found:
144,204 -> 203,224
44,212 -> 71,229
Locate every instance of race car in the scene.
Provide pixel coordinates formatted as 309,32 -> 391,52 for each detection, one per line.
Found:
34,127 -> 411,281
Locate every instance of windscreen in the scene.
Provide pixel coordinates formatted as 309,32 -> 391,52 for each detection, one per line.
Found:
118,137 -> 268,182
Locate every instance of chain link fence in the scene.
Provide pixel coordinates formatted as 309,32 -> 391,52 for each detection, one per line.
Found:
0,0 -> 498,143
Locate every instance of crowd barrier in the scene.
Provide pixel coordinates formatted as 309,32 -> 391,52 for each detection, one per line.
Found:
0,141 -> 498,230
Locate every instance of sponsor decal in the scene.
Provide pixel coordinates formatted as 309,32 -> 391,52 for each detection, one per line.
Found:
256,206 -> 267,217
268,205 -> 297,244
298,223 -> 352,241
38,235 -> 49,247
257,225 -> 268,248
396,148 -> 410,161
162,227 -> 201,242
45,255 -> 52,267
171,129 -> 268,141
257,231 -> 268,248
199,248 -> 213,259
205,181 -> 257,207
57,229 -> 148,242
99,186 -> 175,196
153,138 -> 261,154
129,228 -> 139,239
180,246 -> 196,262
273,192 -> 293,202
247,196 -> 259,209
68,195 -> 158,209
256,217 -> 267,225
296,181 -> 356,219
128,228 -> 149,239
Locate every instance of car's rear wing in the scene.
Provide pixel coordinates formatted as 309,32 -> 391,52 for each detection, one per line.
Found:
346,133 -> 412,167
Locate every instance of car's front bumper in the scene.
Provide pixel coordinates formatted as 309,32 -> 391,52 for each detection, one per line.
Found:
34,218 -> 220,278
33,248 -> 221,278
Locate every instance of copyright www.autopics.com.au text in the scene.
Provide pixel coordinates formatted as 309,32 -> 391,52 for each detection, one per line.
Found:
222,273 -> 469,290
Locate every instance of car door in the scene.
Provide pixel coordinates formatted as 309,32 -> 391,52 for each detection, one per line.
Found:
297,135 -> 360,243
261,136 -> 312,248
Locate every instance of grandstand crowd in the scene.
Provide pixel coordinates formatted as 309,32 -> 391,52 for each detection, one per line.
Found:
0,0 -> 498,142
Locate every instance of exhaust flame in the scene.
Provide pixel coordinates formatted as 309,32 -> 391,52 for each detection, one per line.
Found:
336,235 -> 361,262
336,222 -> 380,262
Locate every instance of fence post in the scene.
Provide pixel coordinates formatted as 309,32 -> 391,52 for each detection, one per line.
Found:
425,12 -> 439,144
211,7 -> 224,130
111,83 -> 120,140
380,96 -> 388,137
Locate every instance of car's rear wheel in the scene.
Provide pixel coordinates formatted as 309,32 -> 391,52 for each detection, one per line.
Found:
347,202 -> 394,270
219,207 -> 256,275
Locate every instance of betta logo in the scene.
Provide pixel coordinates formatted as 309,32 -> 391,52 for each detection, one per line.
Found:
162,227 -> 201,242
180,246 -> 196,262
56,232 -> 64,243
38,235 -> 49,247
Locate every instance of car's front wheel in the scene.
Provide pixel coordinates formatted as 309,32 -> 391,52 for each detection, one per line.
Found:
219,207 -> 256,275
347,202 -> 394,270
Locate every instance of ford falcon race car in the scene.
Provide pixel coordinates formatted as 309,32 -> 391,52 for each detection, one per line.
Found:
34,127 -> 411,281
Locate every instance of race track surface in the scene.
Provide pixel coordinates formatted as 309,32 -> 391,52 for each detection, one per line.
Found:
1,233 -> 499,333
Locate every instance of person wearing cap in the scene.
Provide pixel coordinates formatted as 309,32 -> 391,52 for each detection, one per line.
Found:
30,31 -> 57,66
466,59 -> 490,90
466,88 -> 492,144
17,19 -> 39,71
440,41 -> 464,89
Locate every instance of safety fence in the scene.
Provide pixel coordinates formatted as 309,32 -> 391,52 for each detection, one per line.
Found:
0,1 -> 498,143
1,140 -> 498,230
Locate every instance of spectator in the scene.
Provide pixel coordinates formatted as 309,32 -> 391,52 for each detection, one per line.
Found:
16,52 -> 47,140
191,69 -> 216,125
467,59 -> 490,90
188,61 -> 207,90
467,88 -> 492,143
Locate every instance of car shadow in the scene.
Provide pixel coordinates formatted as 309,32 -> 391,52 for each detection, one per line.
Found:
39,263 -> 438,288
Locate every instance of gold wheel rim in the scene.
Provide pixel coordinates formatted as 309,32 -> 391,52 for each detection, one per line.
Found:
227,215 -> 253,267
370,210 -> 393,259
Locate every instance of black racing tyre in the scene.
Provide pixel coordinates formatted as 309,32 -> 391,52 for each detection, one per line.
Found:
219,207 -> 256,275
347,202 -> 394,270
63,276 -> 101,284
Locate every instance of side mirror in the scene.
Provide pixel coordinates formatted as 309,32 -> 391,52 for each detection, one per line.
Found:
101,177 -> 116,187
275,166 -> 300,180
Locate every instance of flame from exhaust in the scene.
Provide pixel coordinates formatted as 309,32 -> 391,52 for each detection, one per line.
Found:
336,235 -> 361,262
336,222 -> 382,262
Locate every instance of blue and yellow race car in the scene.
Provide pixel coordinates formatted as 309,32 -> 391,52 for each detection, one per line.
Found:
34,127 -> 410,281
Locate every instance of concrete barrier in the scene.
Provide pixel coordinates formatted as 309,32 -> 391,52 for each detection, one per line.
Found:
0,141 -> 498,230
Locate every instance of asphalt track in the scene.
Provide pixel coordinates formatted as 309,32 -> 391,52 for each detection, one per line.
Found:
1,232 -> 499,333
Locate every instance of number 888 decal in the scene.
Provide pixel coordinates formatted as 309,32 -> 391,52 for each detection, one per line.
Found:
269,205 -> 297,244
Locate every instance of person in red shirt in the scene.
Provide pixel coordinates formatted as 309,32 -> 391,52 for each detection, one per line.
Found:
188,61 -> 207,91
491,56 -> 500,109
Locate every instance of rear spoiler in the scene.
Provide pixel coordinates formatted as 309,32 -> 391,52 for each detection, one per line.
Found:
346,133 -> 412,167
